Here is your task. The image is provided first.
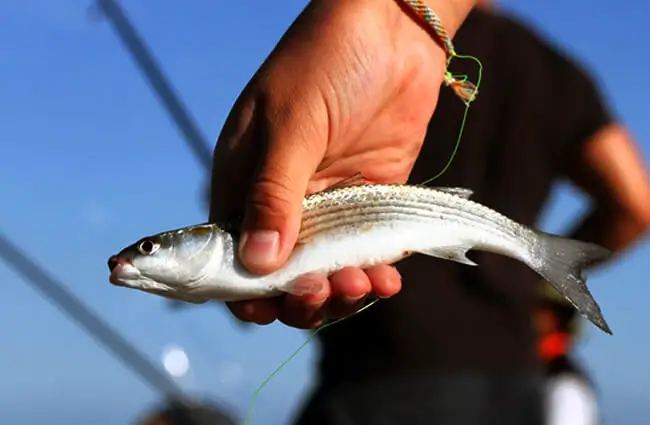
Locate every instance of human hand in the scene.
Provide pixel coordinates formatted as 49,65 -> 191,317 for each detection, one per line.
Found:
210,0 -> 470,328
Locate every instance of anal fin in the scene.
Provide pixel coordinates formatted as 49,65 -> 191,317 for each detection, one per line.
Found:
417,246 -> 478,266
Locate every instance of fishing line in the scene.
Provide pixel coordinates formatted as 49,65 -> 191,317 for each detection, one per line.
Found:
243,2 -> 482,423
398,1 -> 484,186
421,56 -> 483,185
243,300 -> 379,425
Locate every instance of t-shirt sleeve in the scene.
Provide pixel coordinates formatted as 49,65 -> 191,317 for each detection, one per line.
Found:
544,48 -> 615,167
546,376 -> 599,425
562,61 -> 612,148
499,16 -> 615,171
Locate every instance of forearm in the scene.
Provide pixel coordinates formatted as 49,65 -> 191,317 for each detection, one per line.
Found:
318,0 -> 475,58
421,0 -> 477,37
566,123 -> 650,260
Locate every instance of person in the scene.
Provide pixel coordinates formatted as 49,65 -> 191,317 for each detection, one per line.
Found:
535,281 -> 600,425
136,398 -> 238,425
208,0 -> 650,424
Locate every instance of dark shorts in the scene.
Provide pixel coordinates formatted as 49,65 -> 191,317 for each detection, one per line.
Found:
291,372 -> 545,425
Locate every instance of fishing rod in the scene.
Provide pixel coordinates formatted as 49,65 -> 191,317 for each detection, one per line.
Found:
90,1 -> 253,326
91,0 -> 213,172
0,0 -> 238,413
91,0 -> 212,314
0,231 -> 187,401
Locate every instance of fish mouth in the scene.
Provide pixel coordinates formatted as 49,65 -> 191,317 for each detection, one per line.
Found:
108,261 -> 175,296
109,262 -> 141,287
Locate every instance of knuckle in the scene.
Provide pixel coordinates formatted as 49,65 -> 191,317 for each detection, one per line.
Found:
279,296 -> 326,330
226,301 -> 252,321
364,264 -> 402,298
254,316 -> 276,326
227,300 -> 278,325
278,313 -> 311,330
263,91 -> 327,157
248,172 -> 297,221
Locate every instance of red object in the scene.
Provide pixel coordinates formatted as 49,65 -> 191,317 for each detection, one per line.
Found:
538,332 -> 571,361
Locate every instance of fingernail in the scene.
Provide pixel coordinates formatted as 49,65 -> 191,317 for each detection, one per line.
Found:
241,230 -> 280,267
343,294 -> 367,304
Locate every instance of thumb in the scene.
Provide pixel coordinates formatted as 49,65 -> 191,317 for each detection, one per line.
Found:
240,123 -> 324,275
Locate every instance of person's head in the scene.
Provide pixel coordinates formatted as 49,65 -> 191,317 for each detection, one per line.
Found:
138,398 -> 238,425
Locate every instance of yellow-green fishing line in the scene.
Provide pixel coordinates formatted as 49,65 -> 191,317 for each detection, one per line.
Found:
243,299 -> 380,425
421,54 -> 484,185
242,3 -> 484,423
241,55 -> 483,425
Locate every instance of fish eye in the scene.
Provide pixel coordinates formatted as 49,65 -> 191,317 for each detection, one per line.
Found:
137,239 -> 160,255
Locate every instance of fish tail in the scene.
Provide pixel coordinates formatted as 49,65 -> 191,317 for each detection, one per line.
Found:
531,231 -> 613,335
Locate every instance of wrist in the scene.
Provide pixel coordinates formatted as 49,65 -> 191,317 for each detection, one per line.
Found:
391,0 -> 480,104
421,0 -> 476,38
382,0 -> 476,60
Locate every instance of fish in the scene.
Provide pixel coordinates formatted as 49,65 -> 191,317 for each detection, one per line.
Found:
107,182 -> 613,334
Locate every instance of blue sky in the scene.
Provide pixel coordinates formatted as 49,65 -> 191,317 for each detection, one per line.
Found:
0,1 -> 648,424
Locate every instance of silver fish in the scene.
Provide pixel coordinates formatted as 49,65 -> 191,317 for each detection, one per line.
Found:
108,183 -> 612,334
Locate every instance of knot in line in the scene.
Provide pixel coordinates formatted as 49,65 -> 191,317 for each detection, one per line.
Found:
444,70 -> 479,106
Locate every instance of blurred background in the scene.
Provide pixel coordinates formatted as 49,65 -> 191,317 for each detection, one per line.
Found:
0,1 -> 648,424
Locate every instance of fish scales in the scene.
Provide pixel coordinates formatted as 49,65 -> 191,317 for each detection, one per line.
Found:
108,183 -> 613,334
300,185 -> 533,253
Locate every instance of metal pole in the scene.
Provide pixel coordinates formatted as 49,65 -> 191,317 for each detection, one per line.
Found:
93,0 -> 213,172
0,231 -> 186,400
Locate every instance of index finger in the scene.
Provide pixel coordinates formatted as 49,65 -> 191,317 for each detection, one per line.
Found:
226,299 -> 280,325
209,96 -> 259,223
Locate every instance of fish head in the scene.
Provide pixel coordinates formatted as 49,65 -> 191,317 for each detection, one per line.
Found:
107,224 -> 226,300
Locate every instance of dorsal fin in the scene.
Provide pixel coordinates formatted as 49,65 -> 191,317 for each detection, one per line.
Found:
320,172 -> 370,192
431,186 -> 474,199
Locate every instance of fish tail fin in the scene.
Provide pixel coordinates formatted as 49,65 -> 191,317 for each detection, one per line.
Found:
532,231 -> 613,335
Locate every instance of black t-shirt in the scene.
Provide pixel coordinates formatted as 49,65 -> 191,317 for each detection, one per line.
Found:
546,355 -> 594,389
316,9 -> 613,383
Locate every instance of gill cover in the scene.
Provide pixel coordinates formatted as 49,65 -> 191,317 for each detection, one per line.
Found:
126,224 -> 222,289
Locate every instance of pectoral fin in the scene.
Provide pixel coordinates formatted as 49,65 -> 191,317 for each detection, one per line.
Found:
281,272 -> 327,296
417,246 -> 478,266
